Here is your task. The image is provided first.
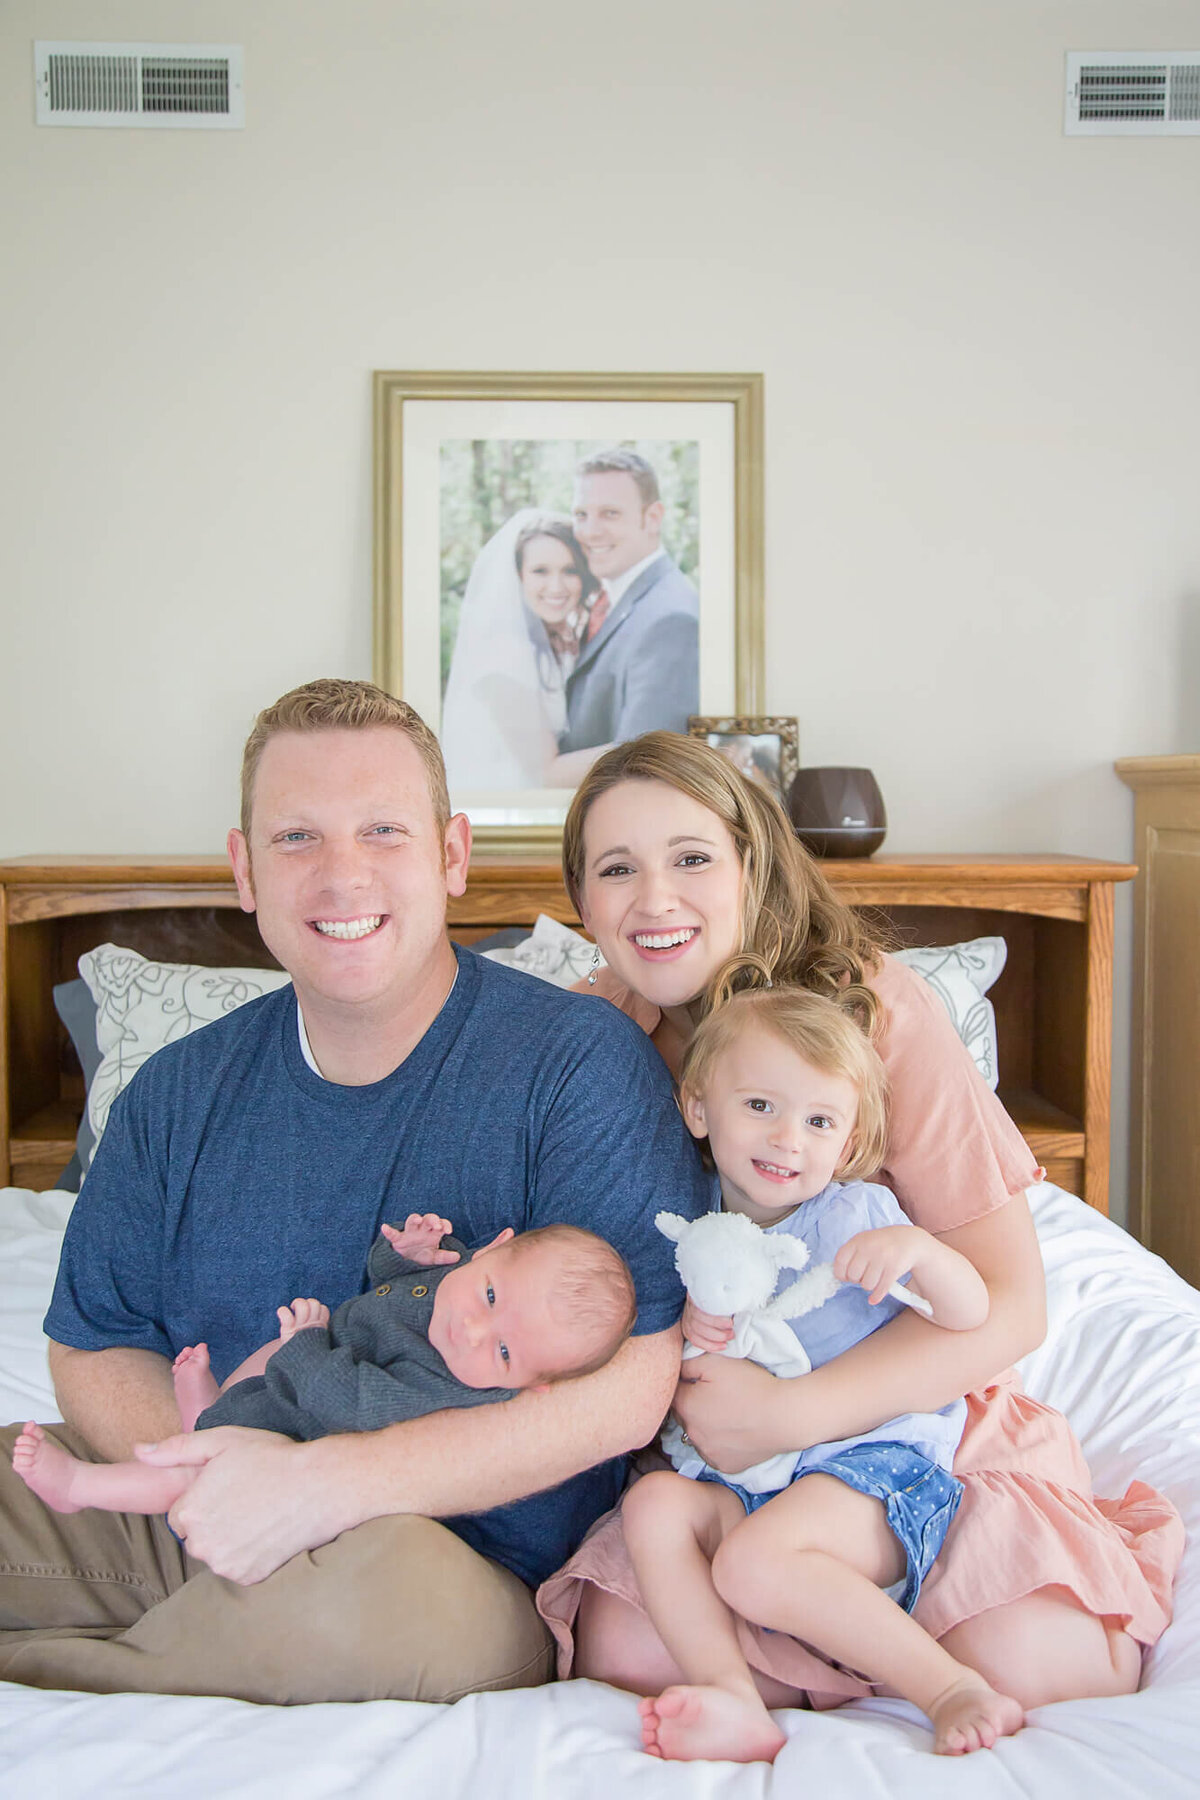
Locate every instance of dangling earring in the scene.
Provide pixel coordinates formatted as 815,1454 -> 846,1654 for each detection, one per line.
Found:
587,944 -> 600,985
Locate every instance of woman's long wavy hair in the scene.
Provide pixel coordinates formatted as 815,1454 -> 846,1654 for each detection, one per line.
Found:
562,732 -> 890,1028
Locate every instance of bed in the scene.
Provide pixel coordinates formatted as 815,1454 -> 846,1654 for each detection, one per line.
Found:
0,855 -> 1195,1793
1,1177 -> 1197,1798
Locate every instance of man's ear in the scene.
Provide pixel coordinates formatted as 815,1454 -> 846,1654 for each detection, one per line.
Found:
444,812 -> 471,899
644,499 -> 665,538
680,1087 -> 708,1142
228,828 -> 256,915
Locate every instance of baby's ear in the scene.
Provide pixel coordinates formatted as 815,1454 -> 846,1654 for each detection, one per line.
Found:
835,1133 -> 858,1176
476,1227 -> 515,1256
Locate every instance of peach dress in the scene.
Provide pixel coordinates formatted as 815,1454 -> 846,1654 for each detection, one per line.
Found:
536,957 -> 1184,1703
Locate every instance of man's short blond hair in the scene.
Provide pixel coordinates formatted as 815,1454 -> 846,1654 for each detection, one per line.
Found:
240,679 -> 451,840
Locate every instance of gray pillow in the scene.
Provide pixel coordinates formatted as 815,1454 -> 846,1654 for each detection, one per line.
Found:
469,927 -> 531,952
52,978 -> 103,1190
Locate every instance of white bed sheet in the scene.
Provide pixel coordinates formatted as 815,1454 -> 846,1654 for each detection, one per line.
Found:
0,1182 -> 1197,1799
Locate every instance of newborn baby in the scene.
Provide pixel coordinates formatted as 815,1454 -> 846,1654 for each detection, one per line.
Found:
15,1213 -> 635,1518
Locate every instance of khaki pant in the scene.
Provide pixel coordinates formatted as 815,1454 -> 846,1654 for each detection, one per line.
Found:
0,1423 -> 554,1703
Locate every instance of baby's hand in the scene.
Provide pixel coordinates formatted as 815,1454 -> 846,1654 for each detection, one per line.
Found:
681,1296 -> 735,1354
380,1214 -> 461,1266
834,1226 -> 930,1306
277,1297 -> 330,1341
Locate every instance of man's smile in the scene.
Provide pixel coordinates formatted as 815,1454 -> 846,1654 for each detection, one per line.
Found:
310,915 -> 386,941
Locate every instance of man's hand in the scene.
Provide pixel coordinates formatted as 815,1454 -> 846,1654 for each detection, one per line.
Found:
672,1353 -> 794,1473
379,1214 -> 461,1267
136,1427 -> 354,1584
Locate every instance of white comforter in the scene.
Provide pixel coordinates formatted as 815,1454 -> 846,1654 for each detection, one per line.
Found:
1,1183 -> 1197,1798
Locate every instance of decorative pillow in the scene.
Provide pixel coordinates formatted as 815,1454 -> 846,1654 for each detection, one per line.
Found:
470,926 -> 532,953
77,945 -> 292,1171
480,914 -> 604,988
893,936 -> 1006,1089
52,978 -> 103,1189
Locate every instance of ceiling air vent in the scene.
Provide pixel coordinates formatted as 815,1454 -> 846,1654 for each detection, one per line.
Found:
34,42 -> 244,128
1066,51 -> 1200,135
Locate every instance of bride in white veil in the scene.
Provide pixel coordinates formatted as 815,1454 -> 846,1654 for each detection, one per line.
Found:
442,509 -> 598,791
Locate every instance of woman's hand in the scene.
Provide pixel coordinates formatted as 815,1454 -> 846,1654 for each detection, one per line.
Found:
672,1354 -> 797,1473
681,1297 -> 734,1354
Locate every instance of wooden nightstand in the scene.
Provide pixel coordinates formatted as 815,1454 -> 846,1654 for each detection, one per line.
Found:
0,853 -> 1133,1209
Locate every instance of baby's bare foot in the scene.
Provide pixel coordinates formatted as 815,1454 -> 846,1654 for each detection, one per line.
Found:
638,1686 -> 786,1763
929,1676 -> 1025,1754
11,1422 -> 87,1513
172,1343 -> 218,1430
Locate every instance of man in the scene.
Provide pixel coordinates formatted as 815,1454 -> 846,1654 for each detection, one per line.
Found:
560,449 -> 700,754
0,679 -> 712,1703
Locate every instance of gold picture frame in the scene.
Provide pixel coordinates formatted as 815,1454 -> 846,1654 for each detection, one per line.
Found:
373,370 -> 764,852
688,714 -> 799,802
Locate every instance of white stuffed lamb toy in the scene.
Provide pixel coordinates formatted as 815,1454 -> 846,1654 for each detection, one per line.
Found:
657,1208 -> 931,1495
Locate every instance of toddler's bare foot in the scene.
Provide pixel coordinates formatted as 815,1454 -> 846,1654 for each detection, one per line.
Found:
638,1686 -> 786,1763
929,1676 -> 1025,1754
11,1422 -> 87,1513
277,1297 -> 330,1341
172,1343 -> 219,1430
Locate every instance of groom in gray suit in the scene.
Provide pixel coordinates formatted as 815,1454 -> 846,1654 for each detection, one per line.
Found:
558,449 -> 699,754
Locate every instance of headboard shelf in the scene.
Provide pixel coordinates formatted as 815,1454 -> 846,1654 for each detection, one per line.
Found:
0,853 -> 1133,1208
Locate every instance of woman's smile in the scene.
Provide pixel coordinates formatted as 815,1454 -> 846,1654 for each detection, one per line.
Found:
629,925 -> 700,959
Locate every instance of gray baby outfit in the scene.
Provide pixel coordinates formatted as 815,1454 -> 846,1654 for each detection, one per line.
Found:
197,1235 -> 513,1440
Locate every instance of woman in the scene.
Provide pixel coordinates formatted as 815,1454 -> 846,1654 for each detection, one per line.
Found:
441,511 -> 612,791
537,731 -> 1182,1716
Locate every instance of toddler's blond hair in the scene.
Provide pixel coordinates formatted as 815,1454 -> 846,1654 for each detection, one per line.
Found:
680,985 -> 889,1182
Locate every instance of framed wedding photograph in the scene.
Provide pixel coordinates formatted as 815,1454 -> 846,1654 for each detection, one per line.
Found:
374,370 -> 763,850
688,715 -> 799,802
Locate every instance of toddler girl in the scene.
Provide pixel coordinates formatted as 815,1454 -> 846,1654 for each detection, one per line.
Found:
624,982 -> 1024,1761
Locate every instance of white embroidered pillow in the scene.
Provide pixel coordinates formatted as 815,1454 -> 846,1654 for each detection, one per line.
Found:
480,913 -> 605,987
893,936 -> 1006,1089
78,944 -> 292,1169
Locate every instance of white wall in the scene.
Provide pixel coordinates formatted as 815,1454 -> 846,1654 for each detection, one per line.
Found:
3,1 -> 1199,1223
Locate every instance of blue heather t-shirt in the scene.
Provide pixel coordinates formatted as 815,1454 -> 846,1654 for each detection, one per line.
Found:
46,946 -> 714,1586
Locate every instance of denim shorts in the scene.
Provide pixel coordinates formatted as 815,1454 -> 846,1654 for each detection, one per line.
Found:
700,1441 -> 963,1614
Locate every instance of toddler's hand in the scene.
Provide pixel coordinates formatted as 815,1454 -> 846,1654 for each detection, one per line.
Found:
277,1297 -> 330,1340
380,1214 -> 461,1266
834,1225 -> 929,1306
682,1297 -> 735,1354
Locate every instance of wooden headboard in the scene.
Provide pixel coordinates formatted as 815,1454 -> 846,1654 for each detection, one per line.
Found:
0,853 -> 1134,1208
